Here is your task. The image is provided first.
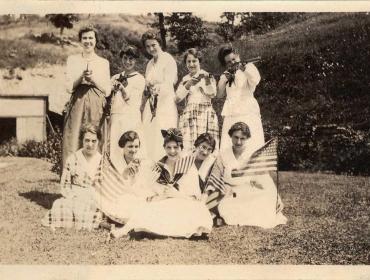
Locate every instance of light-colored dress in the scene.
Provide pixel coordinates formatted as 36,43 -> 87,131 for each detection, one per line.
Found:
142,51 -> 178,161
96,156 -> 156,224
109,71 -> 146,168
220,63 -> 264,152
209,142 -> 287,228
42,149 -> 103,230
176,69 -> 219,151
63,53 -> 111,167
114,154 -> 213,238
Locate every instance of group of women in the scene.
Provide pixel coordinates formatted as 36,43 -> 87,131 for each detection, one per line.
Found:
42,26 -> 287,239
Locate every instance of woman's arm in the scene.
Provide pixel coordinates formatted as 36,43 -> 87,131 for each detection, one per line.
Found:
243,63 -> 261,90
66,56 -> 83,93
174,77 -> 189,103
89,59 -> 111,96
60,157 -> 73,198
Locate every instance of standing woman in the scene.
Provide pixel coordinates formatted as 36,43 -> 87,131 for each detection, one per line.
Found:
175,48 -> 219,152
217,45 -> 263,152
42,124 -> 103,230
140,30 -> 178,161
109,45 -> 146,169
63,26 -> 111,167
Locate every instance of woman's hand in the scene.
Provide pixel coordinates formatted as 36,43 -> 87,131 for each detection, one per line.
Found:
122,161 -> 140,179
184,77 -> 201,90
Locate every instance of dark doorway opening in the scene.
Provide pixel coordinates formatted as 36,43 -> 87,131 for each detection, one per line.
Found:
0,118 -> 16,143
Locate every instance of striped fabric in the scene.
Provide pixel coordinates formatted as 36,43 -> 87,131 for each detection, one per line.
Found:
204,163 -> 225,211
93,153 -> 132,205
174,154 -> 196,175
231,138 -> 278,178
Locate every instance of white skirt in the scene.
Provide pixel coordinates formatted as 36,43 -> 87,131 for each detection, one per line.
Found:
120,197 -> 213,238
219,174 -> 287,228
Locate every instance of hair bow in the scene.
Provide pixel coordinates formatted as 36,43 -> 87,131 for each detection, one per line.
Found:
161,128 -> 183,141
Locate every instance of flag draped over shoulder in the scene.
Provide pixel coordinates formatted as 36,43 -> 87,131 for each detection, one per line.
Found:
231,138 -> 278,178
93,153 -> 132,206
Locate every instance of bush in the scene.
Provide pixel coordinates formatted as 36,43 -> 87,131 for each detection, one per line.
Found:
0,128 -> 63,175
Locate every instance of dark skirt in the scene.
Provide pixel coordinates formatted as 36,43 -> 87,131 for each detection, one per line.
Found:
62,85 -> 106,167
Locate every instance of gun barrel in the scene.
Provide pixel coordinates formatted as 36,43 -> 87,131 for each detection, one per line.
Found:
244,56 -> 261,63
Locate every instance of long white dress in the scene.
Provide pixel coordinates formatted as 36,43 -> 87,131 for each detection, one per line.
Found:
114,155 -> 213,238
109,71 -> 146,169
213,142 -> 287,228
220,63 -> 264,152
142,52 -> 178,161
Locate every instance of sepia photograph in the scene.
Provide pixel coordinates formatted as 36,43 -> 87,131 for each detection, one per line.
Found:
0,1 -> 369,279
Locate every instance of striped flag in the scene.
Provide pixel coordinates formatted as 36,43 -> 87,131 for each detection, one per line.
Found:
93,153 -> 133,205
174,154 -> 196,175
231,138 -> 278,178
204,162 -> 226,211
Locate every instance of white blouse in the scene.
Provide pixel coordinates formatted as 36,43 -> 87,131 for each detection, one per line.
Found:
66,53 -> 111,96
110,71 -> 146,115
176,69 -> 217,105
145,51 -> 178,97
220,63 -> 261,117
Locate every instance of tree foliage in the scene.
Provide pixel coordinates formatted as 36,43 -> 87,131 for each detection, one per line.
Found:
46,14 -> 79,35
150,12 -> 209,52
216,12 -> 307,42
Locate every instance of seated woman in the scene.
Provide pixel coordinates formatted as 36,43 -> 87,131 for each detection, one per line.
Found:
97,131 -> 155,224
193,133 -> 217,194
42,124 -> 103,231
111,128 -> 213,239
206,122 -> 287,229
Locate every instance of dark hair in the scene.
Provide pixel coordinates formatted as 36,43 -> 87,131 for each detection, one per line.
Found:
161,128 -> 183,149
194,133 -> 216,152
141,30 -> 162,47
228,122 -> 251,138
118,131 -> 140,148
78,25 -> 98,42
183,48 -> 203,64
217,45 -> 238,66
119,45 -> 140,59
79,123 -> 102,142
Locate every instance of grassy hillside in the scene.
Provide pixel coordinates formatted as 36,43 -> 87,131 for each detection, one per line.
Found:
201,13 -> 370,174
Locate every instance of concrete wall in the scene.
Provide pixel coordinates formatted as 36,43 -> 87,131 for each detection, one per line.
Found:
0,95 -> 48,142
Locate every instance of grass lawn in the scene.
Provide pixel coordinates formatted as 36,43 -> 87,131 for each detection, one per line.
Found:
0,157 -> 368,265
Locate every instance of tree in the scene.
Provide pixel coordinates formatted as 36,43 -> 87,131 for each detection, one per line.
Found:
46,14 -> 79,35
215,12 -> 247,42
216,12 -> 306,42
150,12 -> 209,52
153,13 -> 167,50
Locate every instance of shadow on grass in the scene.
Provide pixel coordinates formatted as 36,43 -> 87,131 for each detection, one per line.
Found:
19,191 -> 62,210
128,231 -> 209,241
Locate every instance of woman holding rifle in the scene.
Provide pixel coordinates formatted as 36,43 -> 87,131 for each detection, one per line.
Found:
217,45 -> 264,152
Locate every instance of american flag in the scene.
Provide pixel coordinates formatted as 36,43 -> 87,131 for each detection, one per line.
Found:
231,138 -> 278,178
93,153 -> 133,205
204,162 -> 225,211
174,154 -> 196,175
